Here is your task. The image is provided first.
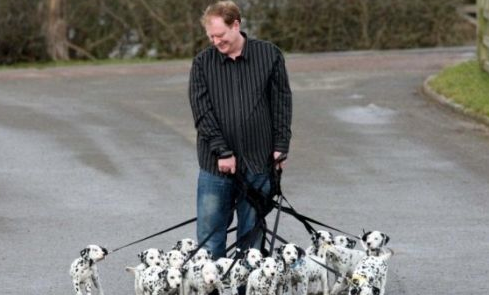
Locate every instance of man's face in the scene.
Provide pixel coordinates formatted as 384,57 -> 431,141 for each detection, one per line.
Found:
205,16 -> 240,55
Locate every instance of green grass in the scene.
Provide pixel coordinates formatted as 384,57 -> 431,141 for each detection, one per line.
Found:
429,60 -> 489,117
0,57 -> 184,70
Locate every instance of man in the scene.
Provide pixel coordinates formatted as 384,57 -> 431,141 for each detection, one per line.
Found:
189,0 -> 292,259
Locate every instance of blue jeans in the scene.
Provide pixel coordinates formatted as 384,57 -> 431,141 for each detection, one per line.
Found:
197,169 -> 270,259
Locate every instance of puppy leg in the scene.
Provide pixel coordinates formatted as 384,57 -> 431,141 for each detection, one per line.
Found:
72,280 -> 83,295
91,266 -> 104,295
245,282 -> 252,295
320,274 -> 330,295
230,283 -> 239,295
380,274 -> 387,295
330,277 -> 347,295
84,280 -> 93,295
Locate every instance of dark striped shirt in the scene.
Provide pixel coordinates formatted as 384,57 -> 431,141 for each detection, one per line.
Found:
189,33 -> 292,175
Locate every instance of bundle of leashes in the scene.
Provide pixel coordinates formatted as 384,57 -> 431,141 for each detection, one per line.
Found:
108,154 -> 360,277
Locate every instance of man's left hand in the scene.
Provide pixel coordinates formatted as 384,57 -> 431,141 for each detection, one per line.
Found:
273,151 -> 287,170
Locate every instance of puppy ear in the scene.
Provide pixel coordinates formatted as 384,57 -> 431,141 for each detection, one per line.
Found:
173,241 -> 182,250
347,238 -> 357,249
216,264 -> 224,274
138,251 -> 147,263
382,234 -> 390,246
206,249 -> 214,260
311,232 -> 319,242
295,245 -> 306,259
276,245 -> 284,255
362,231 -> 371,242
159,249 -> 165,256
80,248 -> 89,259
158,269 -> 168,280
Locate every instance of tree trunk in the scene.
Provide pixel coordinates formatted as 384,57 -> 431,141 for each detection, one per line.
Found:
45,0 -> 69,61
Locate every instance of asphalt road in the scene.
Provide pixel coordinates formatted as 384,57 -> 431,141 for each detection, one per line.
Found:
1,47 -> 488,295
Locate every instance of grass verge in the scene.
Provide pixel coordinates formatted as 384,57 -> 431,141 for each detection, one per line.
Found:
429,60 -> 489,117
0,57 -> 183,70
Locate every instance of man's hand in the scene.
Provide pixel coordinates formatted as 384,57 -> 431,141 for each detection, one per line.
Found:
274,151 -> 287,170
218,155 -> 236,174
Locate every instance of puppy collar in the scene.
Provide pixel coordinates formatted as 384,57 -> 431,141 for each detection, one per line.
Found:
291,259 -> 305,269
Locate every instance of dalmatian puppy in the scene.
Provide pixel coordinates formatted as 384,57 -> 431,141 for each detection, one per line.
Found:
305,231 -> 334,294
326,245 -> 366,295
290,252 -> 330,295
333,235 -> 357,249
305,231 -> 334,256
173,238 -> 198,259
276,243 -> 305,295
69,244 -> 108,295
227,248 -> 263,295
360,231 -> 390,256
246,257 -> 279,295
348,249 -> 393,295
138,266 -> 183,295
125,248 -> 166,295
165,250 -> 185,269
183,261 -> 224,295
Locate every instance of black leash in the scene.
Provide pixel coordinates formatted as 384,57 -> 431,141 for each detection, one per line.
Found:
268,193 -> 283,254
182,223 -> 220,267
264,228 -> 289,244
309,256 -> 342,277
109,217 -> 197,254
277,198 -> 360,239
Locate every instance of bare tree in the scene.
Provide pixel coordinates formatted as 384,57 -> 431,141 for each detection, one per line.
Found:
45,0 -> 69,60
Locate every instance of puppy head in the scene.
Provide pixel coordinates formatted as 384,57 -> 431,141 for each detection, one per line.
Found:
277,243 -> 302,265
161,267 -> 182,289
81,245 -> 108,262
362,231 -> 389,250
191,248 -> 213,265
166,250 -> 185,268
244,248 -> 262,268
334,235 -> 357,249
139,248 -> 165,267
260,257 -> 278,278
173,238 -> 198,254
312,231 -> 333,248
201,261 -> 219,285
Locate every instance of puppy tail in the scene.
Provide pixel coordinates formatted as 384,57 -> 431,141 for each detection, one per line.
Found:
125,266 -> 139,275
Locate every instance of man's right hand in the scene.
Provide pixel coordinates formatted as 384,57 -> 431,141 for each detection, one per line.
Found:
218,155 -> 236,174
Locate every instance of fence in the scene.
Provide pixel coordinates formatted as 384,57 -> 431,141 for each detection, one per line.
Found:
478,0 -> 489,73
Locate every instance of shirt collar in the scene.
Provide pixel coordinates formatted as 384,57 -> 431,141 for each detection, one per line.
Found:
218,31 -> 249,64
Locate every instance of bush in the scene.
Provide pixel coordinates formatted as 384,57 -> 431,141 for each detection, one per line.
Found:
245,0 -> 474,52
0,1 -> 47,64
0,0 -> 476,64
